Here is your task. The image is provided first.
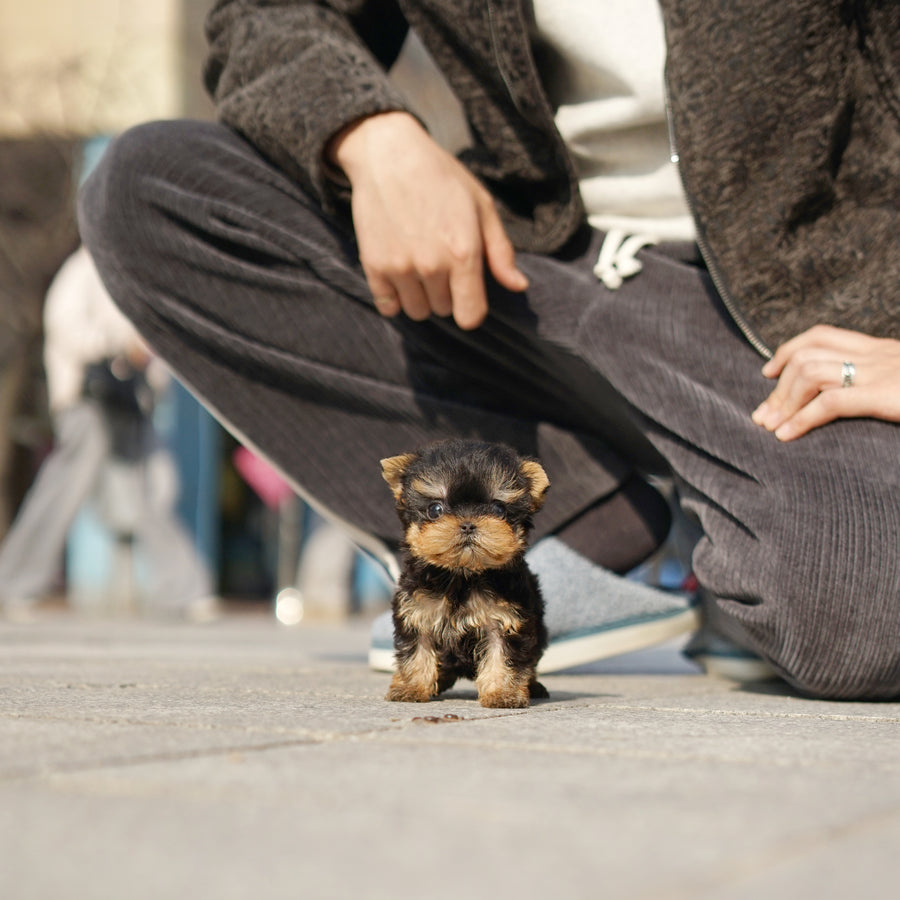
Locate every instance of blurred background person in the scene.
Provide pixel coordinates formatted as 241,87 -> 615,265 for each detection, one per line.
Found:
0,245 -> 219,622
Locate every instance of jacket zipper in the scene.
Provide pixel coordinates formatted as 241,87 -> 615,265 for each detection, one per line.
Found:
664,80 -> 773,359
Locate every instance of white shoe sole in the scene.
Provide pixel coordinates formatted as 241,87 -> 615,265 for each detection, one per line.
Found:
537,606 -> 701,673
690,653 -> 778,683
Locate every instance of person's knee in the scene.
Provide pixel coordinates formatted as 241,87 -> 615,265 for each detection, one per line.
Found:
78,121 -> 185,255
700,458 -> 900,701
722,599 -> 900,701
782,638 -> 900,701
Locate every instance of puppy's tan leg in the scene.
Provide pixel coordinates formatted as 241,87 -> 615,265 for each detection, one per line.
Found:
475,632 -> 531,708
386,638 -> 440,703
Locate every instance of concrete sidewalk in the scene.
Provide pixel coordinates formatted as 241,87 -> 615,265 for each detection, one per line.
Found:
1,610 -> 898,900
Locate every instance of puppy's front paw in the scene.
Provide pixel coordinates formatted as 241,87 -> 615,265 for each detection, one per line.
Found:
386,676 -> 433,703
478,687 -> 530,709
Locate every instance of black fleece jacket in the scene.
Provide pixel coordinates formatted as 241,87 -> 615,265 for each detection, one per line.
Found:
204,0 -> 900,354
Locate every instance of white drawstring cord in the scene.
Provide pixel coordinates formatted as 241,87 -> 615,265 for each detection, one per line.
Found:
593,228 -> 659,290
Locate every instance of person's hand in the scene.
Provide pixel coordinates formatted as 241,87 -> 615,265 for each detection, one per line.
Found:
328,111 -> 528,330
752,324 -> 900,440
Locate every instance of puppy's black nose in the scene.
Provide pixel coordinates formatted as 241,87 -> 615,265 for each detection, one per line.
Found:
459,521 -> 477,535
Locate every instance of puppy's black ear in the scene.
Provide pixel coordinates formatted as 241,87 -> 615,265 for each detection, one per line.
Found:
381,453 -> 418,502
520,459 -> 550,511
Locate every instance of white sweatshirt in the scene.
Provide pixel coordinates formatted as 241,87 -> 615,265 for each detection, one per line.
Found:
42,246 -> 165,413
531,0 -> 695,242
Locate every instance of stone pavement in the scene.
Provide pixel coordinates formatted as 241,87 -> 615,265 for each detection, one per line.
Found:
1,609 -> 898,900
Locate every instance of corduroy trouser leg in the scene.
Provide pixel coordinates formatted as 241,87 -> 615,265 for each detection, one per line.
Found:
80,120 -> 900,700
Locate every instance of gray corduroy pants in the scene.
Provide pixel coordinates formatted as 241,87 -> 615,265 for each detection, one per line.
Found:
79,120 -> 900,699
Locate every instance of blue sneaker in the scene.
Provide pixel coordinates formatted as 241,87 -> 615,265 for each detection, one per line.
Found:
682,628 -> 778,683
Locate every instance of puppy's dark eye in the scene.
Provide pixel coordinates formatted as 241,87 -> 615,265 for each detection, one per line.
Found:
427,501 -> 445,520
490,500 -> 507,517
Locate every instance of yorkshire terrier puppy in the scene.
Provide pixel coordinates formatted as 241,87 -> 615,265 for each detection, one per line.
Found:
381,439 -> 550,708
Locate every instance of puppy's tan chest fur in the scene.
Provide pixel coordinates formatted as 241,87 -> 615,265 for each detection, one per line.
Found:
396,587 -> 523,642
